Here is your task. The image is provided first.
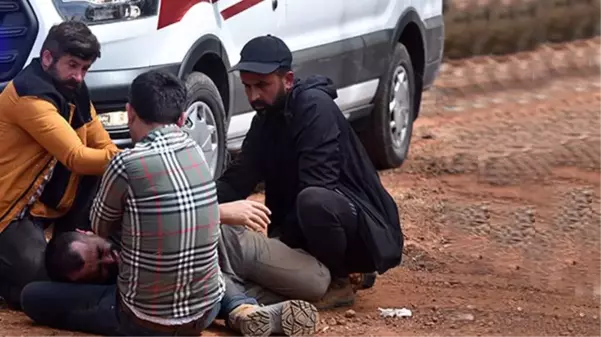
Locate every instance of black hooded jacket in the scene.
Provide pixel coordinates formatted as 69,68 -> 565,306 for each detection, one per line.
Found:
217,75 -> 403,273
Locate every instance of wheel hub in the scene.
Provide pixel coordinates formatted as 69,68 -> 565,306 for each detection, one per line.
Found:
389,65 -> 411,148
183,101 -> 219,178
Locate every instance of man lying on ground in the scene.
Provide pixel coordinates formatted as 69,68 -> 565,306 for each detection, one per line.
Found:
34,224 -> 332,305
217,34 -> 403,309
0,20 -> 119,309
20,70 -> 318,337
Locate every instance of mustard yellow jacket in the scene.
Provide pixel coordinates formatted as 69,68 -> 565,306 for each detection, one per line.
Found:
0,58 -> 120,231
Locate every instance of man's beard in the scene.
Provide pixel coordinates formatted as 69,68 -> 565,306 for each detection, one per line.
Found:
93,249 -> 120,285
251,85 -> 288,115
105,246 -> 120,284
104,261 -> 119,284
47,63 -> 82,99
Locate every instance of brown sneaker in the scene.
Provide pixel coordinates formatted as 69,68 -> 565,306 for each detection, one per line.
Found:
311,278 -> 356,310
228,300 -> 319,336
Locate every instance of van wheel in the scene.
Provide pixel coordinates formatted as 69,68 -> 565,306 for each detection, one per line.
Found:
360,43 -> 416,170
183,72 -> 228,179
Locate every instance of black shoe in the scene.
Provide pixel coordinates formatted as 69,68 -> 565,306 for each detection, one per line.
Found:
349,272 -> 377,291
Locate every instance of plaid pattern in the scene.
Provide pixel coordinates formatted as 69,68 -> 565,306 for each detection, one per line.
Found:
90,124 -> 225,326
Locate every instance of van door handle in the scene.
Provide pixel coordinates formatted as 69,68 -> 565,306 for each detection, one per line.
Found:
272,0 -> 278,10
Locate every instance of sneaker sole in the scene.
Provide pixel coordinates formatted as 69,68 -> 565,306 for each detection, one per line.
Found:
281,300 -> 319,336
240,309 -> 272,337
241,300 -> 319,337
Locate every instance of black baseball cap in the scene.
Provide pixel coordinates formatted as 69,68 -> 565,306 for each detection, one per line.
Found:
228,35 -> 292,74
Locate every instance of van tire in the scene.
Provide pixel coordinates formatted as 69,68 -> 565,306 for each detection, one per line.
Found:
360,43 -> 416,170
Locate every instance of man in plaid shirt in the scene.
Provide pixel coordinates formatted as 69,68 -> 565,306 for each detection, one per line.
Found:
19,70 -> 318,336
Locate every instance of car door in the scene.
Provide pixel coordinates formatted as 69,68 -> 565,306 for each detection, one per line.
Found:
216,0 -> 283,57
278,0 -> 396,115
275,0 -> 362,90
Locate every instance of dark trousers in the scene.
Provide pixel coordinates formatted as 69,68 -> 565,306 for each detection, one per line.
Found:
20,276 -> 257,336
0,218 -> 48,308
0,175 -> 99,309
280,186 -> 374,278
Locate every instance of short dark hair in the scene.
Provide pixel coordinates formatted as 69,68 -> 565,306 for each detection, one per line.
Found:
128,70 -> 187,124
40,20 -> 101,61
45,231 -> 85,282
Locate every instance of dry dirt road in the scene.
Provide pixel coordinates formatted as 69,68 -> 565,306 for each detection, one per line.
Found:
1,38 -> 599,336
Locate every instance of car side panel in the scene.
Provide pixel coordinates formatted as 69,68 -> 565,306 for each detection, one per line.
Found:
422,15 -> 445,91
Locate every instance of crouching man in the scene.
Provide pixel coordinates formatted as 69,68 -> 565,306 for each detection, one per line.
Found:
20,70 -> 318,336
0,20 -> 120,309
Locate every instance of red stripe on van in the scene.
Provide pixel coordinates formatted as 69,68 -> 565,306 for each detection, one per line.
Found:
158,0 -> 262,30
220,0 -> 264,20
158,0 -> 207,30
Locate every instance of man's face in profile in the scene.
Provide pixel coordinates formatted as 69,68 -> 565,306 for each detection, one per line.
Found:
68,234 -> 120,284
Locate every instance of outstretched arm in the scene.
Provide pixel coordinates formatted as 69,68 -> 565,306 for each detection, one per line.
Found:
86,104 -> 121,154
13,98 -> 117,176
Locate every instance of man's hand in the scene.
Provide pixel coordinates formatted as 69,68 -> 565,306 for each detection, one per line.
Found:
76,229 -> 95,236
219,200 -> 271,234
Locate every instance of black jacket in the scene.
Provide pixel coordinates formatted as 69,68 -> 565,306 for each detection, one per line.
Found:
217,75 -> 403,273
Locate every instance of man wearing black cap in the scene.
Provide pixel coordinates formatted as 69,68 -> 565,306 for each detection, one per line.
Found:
217,35 -> 403,309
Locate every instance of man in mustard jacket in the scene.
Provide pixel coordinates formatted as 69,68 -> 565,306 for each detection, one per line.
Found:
0,20 -> 120,309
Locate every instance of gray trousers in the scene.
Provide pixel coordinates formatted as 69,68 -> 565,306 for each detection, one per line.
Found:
218,225 -> 330,305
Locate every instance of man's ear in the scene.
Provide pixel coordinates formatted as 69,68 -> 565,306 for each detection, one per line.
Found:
126,103 -> 135,124
176,112 -> 186,127
283,71 -> 294,91
41,50 -> 54,70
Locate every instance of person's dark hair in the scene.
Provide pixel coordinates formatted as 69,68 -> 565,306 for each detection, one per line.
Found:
128,70 -> 187,124
45,231 -> 86,282
40,20 -> 101,61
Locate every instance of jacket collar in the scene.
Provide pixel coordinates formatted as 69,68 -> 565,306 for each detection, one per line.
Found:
12,58 -> 92,127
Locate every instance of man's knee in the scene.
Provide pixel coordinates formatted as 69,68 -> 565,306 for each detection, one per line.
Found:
300,262 -> 331,301
280,247 -> 331,301
296,187 -> 333,219
21,282 -> 53,324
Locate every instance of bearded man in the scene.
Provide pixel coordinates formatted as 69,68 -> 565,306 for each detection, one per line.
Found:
217,35 -> 403,309
0,20 -> 119,309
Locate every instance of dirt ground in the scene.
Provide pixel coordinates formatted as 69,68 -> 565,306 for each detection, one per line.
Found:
1,39 -> 600,336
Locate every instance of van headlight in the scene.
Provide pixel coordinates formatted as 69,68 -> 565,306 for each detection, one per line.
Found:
52,0 -> 159,25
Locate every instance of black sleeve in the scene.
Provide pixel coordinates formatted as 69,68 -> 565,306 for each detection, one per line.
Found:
216,115 -> 264,203
292,92 -> 342,193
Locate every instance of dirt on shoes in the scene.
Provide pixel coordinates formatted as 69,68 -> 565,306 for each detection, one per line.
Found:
312,279 -> 356,311
229,301 -> 319,337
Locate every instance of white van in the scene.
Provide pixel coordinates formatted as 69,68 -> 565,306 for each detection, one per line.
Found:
1,0 -> 444,177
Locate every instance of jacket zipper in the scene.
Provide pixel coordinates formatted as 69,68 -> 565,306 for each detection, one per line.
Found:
0,159 -> 53,224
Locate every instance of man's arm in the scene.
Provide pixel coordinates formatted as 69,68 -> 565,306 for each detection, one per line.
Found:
216,115 -> 264,203
87,104 -> 121,154
90,155 -> 129,238
12,97 -> 117,176
293,94 -> 342,192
